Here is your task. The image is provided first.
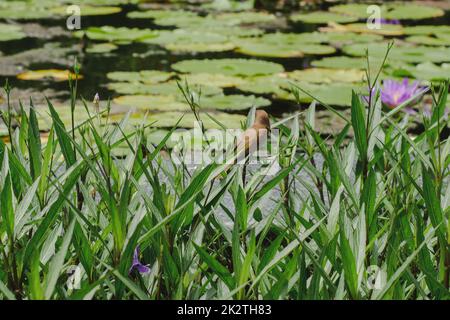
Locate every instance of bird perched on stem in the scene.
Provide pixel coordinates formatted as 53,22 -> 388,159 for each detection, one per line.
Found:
235,110 -> 270,163
216,110 -> 270,179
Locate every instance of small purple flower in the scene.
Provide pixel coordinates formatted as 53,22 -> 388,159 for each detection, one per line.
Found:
380,78 -> 426,111
129,246 -> 150,275
376,18 -> 401,25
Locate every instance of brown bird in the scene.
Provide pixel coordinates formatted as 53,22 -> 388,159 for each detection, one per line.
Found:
216,110 -> 270,179
235,110 -> 270,163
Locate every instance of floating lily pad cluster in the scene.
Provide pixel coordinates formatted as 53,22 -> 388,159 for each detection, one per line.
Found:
76,7 -> 397,58
107,58 -> 366,108
0,24 -> 26,41
107,60 -> 273,118
3,0 -> 450,133
0,0 -> 131,20
329,3 -> 444,20
307,3 -> 450,84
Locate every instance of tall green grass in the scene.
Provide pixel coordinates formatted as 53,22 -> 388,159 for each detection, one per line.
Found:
0,60 -> 449,300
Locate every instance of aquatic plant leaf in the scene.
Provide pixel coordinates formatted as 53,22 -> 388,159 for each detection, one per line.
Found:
215,11 -> 277,25
0,24 -> 26,41
287,68 -> 366,84
182,73 -> 248,88
391,62 -> 450,81
200,94 -> 271,111
172,59 -> 284,77
405,35 -> 450,46
107,71 -> 174,84
79,26 -> 158,43
143,29 -> 235,53
323,23 -> 404,36
86,43 -> 118,53
403,25 -> 450,35
17,69 -> 82,82
330,3 -> 444,20
235,41 -> 335,58
234,75 -> 290,96
291,11 -> 358,24
113,95 -> 189,111
110,111 -> 246,129
282,81 -> 366,106
343,43 -> 450,63
108,81 -> 223,97
311,56 -> 384,70
0,2 -> 53,20
50,5 -> 122,16
321,32 -> 383,44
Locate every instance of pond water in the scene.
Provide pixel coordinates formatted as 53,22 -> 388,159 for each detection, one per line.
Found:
1,1 -> 450,137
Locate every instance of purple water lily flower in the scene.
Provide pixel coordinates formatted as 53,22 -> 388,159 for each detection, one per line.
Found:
380,78 -> 426,112
129,246 -> 150,275
377,18 -> 401,25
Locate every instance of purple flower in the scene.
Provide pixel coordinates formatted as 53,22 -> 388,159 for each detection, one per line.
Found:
380,78 -> 426,111
129,246 -> 150,275
376,18 -> 401,25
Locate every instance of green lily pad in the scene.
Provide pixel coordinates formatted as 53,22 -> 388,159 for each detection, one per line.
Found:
0,24 -> 26,41
107,71 -> 174,84
235,42 -> 304,58
324,23 -> 404,36
405,35 -> 450,46
343,43 -> 450,64
282,81 -> 366,106
330,3 -> 444,20
108,81 -> 223,97
215,11 -> 277,25
77,26 -> 158,43
86,43 -> 118,53
127,9 -> 200,25
200,94 -> 271,111
182,73 -> 248,88
403,25 -> 450,35
321,32 -> 383,44
114,92 -> 269,112
142,29 -> 234,53
200,26 -> 263,38
233,32 -> 337,58
235,40 -> 335,58
172,59 -> 284,77
110,111 -> 246,129
114,95 -> 189,111
262,32 -> 328,44
36,105 -> 92,130
287,68 -> 366,84
127,9 -> 196,20
50,5 -> 122,16
311,56 -> 385,71
291,11 -> 358,24
381,4 -> 444,20
0,2 -> 53,20
202,0 -> 254,11
234,75 -> 290,97
0,0 -> 129,20
391,62 -> 450,81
